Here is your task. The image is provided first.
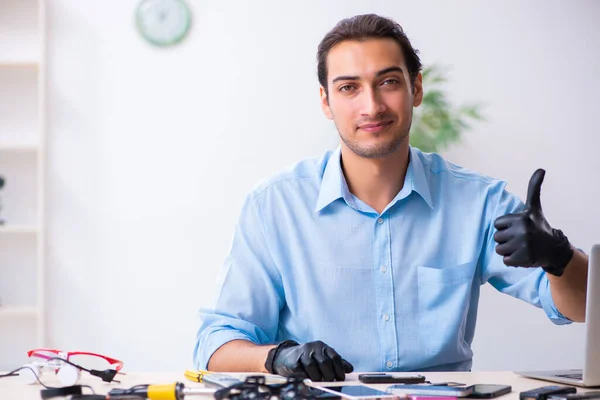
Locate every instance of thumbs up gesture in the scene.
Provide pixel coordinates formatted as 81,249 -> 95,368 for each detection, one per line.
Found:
493,169 -> 574,276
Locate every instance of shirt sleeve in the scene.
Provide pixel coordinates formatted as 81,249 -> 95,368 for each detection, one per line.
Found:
193,191 -> 285,369
480,181 -> 572,325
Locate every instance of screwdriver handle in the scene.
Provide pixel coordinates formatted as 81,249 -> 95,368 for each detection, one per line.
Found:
108,382 -> 184,400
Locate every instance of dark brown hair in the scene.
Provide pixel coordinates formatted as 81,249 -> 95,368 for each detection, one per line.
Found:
317,14 -> 422,95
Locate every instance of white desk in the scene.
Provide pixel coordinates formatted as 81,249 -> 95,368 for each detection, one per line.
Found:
0,371 -> 594,399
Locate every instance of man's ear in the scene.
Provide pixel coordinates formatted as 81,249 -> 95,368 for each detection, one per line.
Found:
413,72 -> 423,107
320,86 -> 333,120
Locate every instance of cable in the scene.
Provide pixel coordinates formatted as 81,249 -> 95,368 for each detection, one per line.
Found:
45,357 -> 121,383
46,357 -> 91,373
0,365 -> 95,393
0,366 -> 56,388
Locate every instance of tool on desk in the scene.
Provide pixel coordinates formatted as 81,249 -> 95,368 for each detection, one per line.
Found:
108,382 -> 216,399
519,385 -> 577,400
40,385 -> 91,399
184,369 -> 243,388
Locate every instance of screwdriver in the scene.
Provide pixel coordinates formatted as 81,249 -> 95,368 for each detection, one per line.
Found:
107,382 -> 216,399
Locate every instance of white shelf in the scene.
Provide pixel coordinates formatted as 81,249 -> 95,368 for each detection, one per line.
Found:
0,0 -> 40,67
0,65 -> 39,144
0,306 -> 38,318
0,225 -> 38,234
0,144 -> 39,153
0,0 -> 46,368
0,61 -> 38,68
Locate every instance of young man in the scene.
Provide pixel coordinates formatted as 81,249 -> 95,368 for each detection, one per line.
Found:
193,14 -> 588,381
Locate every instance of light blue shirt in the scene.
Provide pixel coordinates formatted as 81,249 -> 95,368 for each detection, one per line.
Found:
194,146 -> 570,372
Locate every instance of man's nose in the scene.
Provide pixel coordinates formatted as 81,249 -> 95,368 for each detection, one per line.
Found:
360,88 -> 387,117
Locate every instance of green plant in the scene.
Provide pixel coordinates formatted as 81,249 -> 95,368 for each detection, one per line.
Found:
410,64 -> 485,153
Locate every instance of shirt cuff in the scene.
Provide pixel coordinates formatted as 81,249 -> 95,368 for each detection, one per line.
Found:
194,329 -> 259,370
538,270 -> 572,325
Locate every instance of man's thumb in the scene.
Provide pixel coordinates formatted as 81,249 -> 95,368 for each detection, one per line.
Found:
525,168 -> 545,211
342,359 -> 354,373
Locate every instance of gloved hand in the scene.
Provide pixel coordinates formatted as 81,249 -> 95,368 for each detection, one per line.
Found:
493,169 -> 573,276
265,340 -> 353,382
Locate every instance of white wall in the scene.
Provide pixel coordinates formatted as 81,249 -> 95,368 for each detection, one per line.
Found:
45,0 -> 600,372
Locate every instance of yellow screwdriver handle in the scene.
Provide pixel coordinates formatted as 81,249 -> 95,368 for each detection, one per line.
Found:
147,382 -> 184,400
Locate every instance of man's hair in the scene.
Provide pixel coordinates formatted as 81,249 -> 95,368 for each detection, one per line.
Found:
317,14 -> 422,95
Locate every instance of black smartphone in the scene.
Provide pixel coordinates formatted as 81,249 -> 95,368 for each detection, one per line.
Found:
358,373 -> 426,384
520,385 -> 577,400
467,384 -> 512,398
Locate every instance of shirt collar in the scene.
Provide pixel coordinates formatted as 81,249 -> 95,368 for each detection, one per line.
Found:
406,146 -> 434,209
314,146 -> 433,214
314,146 -> 356,213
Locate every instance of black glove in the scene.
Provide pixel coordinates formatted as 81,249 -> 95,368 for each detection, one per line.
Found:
265,340 -> 354,382
493,169 -> 573,276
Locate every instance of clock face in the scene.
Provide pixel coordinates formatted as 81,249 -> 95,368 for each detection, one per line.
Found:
136,0 -> 192,46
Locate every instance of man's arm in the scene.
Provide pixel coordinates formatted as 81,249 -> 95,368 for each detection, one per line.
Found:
193,192 -> 284,371
208,338 -> 354,381
547,248 -> 588,322
195,191 -> 354,381
492,169 -> 588,323
207,340 -> 275,372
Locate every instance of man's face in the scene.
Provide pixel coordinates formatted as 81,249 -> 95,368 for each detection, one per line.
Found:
320,38 -> 423,159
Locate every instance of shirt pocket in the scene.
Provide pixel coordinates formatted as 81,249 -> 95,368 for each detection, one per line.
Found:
417,261 -> 475,359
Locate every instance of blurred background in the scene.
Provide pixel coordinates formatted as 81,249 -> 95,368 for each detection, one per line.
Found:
0,0 -> 599,373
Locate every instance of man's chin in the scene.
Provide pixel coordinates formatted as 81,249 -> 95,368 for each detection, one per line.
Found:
340,127 -> 410,159
347,141 -> 403,159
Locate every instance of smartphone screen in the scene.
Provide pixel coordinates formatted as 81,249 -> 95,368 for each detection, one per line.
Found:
310,385 -> 398,399
388,384 -> 474,397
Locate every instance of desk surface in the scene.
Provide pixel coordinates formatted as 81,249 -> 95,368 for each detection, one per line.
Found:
0,371 -> 594,399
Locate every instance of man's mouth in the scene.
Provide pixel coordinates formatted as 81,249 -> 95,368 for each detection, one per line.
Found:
358,121 -> 393,133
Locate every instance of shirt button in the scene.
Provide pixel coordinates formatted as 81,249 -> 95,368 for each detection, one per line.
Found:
377,218 -> 384,224
386,360 -> 393,368
380,266 -> 387,273
383,314 -> 390,321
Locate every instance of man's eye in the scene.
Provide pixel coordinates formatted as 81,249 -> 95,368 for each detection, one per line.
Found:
339,85 -> 355,92
382,78 -> 400,86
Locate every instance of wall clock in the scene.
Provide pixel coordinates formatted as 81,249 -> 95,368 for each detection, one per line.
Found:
136,0 -> 192,46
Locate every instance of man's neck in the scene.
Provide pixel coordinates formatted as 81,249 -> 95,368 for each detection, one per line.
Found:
340,142 -> 410,214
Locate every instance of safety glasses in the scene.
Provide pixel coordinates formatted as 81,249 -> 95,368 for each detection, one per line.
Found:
20,348 -> 124,386
27,348 -> 124,372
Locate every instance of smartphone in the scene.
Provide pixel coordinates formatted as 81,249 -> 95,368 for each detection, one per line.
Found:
309,384 -> 400,399
467,384 -> 512,398
359,373 -> 426,384
387,384 -> 474,397
520,385 -> 577,400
